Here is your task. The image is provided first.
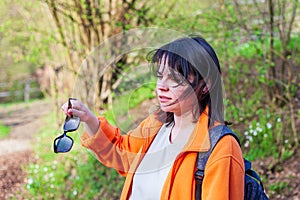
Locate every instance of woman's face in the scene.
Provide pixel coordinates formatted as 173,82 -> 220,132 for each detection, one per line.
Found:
156,64 -> 197,116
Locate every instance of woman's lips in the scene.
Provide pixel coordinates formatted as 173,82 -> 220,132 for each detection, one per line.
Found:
158,95 -> 172,103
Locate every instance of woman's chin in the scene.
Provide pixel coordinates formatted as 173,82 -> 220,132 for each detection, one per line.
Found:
160,104 -> 177,113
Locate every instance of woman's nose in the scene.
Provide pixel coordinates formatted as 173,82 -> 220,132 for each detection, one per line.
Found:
156,81 -> 169,91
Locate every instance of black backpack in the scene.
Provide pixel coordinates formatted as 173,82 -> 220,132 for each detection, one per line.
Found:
195,125 -> 269,200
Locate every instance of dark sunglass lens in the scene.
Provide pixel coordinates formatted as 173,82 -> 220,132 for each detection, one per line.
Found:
54,135 -> 73,153
64,116 -> 80,132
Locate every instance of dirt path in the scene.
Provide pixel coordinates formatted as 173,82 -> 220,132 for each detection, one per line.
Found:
0,100 -> 53,199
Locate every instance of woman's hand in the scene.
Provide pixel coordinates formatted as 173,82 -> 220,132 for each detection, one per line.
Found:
61,98 -> 100,136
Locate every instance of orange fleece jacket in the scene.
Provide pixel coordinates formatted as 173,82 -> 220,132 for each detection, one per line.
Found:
81,112 -> 245,200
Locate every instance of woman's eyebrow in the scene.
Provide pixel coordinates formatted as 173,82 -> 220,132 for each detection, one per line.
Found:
157,72 -> 173,77
169,71 -> 182,77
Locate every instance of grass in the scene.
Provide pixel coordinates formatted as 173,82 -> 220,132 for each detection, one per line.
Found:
269,181 -> 289,194
0,123 -> 11,138
0,98 -> 49,108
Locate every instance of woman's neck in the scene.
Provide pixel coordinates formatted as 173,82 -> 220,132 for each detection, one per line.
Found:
170,111 -> 197,143
173,110 -> 196,127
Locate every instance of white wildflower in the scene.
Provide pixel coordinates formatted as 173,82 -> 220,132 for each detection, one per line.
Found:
73,190 -> 78,196
253,130 -> 258,136
266,123 -> 272,129
256,127 -> 263,133
244,140 -> 250,148
285,140 -> 289,144
246,135 -> 253,142
28,178 -> 34,185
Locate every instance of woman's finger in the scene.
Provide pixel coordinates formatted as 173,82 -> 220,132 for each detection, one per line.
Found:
69,108 -> 87,122
69,99 -> 83,111
69,98 -> 78,107
61,102 -> 69,114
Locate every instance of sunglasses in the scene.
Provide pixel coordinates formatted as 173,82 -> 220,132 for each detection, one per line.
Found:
53,98 -> 80,153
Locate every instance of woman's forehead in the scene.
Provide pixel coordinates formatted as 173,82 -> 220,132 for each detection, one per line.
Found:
157,64 -> 181,76
157,63 -> 170,73
157,54 -> 178,72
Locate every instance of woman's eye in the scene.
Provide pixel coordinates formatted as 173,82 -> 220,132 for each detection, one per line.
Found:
157,74 -> 163,79
169,74 -> 180,82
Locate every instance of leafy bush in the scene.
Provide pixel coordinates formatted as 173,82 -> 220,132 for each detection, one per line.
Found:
235,35 -> 300,59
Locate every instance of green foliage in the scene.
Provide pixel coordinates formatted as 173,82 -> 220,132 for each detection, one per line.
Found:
104,80 -> 156,132
225,90 -> 289,161
242,113 -> 284,160
235,35 -> 300,59
0,0 -> 58,83
0,123 -> 11,138
126,85 -> 156,109
23,112 -> 124,199
287,34 -> 300,51
269,181 -> 289,194
154,0 -> 216,31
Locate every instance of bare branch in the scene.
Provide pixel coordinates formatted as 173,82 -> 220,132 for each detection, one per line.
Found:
286,0 -> 298,44
232,0 -> 251,35
253,0 -> 268,25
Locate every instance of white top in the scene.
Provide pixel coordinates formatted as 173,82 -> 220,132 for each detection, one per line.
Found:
129,123 -> 191,200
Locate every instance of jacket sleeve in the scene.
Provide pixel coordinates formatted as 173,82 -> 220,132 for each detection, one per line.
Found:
201,135 -> 245,200
80,114 -> 162,175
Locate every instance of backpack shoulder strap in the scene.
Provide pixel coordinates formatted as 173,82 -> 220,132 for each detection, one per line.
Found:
196,125 -> 240,171
195,125 -> 240,199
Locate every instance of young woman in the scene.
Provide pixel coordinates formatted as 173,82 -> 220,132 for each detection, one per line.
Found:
62,36 -> 245,199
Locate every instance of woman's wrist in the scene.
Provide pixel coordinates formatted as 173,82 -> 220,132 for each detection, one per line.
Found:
84,114 -> 100,136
